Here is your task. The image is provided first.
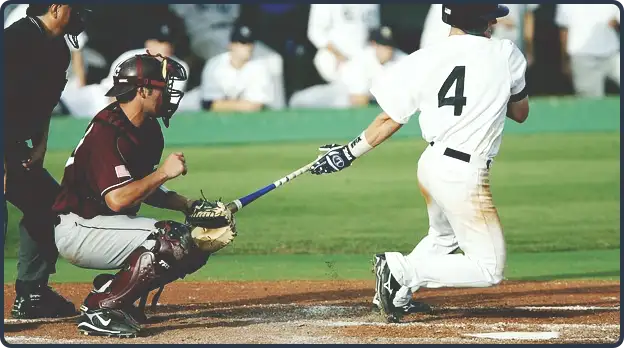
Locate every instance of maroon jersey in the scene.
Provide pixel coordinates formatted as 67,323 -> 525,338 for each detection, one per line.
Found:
52,103 -> 164,219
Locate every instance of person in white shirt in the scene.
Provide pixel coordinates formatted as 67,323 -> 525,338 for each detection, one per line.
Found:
555,4 -> 620,98
308,4 -> 380,83
169,4 -> 241,62
309,4 -> 529,323
200,25 -> 276,112
289,26 -> 407,109
60,24 -> 189,118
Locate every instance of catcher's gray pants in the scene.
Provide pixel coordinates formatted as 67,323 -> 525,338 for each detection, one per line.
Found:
571,53 -> 620,98
54,213 -> 158,270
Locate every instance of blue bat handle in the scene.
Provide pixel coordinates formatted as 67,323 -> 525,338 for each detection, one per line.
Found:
239,183 -> 276,208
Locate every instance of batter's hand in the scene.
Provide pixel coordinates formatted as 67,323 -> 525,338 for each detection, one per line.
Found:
160,152 -> 187,179
310,144 -> 355,175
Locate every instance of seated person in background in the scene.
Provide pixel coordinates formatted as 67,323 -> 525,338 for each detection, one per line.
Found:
61,24 -> 189,117
200,25 -> 276,112
308,4 -> 380,83
289,26 -> 406,109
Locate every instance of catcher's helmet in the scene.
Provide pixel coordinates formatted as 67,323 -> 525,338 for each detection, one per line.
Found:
442,4 -> 509,33
105,52 -> 188,127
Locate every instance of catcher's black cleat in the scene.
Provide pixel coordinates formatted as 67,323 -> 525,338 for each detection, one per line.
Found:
77,307 -> 140,338
11,281 -> 77,319
373,253 -> 403,323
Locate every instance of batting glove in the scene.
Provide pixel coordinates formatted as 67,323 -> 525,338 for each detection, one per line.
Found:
310,144 -> 356,175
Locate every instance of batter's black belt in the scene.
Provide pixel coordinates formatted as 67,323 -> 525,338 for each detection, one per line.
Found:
429,142 -> 492,169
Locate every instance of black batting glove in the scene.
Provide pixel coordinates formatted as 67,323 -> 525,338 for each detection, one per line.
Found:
310,144 -> 356,175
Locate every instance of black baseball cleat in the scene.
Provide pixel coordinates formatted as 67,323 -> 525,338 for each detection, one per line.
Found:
77,307 -> 140,338
11,281 -> 77,319
372,292 -> 433,315
373,253 -> 403,323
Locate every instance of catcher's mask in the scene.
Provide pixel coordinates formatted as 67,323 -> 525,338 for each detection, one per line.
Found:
26,4 -> 91,49
441,4 -> 509,37
105,52 -> 188,127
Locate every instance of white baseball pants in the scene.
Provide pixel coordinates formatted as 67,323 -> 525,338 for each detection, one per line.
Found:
386,141 -> 506,303
55,213 -> 158,270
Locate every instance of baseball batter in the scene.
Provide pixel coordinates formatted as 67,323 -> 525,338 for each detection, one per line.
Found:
310,4 -> 530,323
51,53 -> 230,337
308,4 -> 380,83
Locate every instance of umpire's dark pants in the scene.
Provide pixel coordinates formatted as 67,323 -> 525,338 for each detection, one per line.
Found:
5,152 -> 60,282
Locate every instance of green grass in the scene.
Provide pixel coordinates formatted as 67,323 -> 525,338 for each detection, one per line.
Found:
3,132 -> 620,282
3,249 -> 619,283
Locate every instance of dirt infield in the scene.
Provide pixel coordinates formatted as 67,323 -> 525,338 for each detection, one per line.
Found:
3,280 -> 621,344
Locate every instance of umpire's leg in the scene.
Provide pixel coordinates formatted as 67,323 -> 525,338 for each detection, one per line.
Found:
6,165 -> 60,280
5,163 -> 75,318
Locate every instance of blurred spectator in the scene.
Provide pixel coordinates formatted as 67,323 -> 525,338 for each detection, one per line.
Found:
60,24 -> 189,117
290,26 -> 406,109
170,4 -> 240,61
198,25 -> 277,112
308,4 -> 380,83
169,4 -> 240,91
555,4 -> 620,98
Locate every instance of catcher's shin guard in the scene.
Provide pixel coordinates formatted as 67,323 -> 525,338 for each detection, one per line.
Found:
83,247 -> 158,311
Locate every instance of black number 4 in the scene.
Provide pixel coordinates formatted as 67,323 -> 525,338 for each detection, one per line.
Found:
438,66 -> 467,116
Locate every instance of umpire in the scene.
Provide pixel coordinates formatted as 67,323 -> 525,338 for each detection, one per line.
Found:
4,3 -> 89,319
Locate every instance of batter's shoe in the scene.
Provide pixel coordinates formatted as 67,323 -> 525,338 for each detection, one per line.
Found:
373,253 -> 402,323
372,292 -> 432,315
11,281 -> 77,319
77,307 -> 140,338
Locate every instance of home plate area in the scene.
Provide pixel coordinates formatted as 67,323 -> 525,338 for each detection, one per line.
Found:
3,280 -> 620,344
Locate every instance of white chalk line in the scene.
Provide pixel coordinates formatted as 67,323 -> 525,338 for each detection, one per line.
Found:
3,303 -> 619,325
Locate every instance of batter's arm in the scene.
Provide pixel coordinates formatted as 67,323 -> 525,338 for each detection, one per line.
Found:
363,112 -> 403,147
507,96 -> 530,124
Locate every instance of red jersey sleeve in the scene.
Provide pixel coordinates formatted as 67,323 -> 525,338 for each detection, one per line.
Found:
89,129 -> 135,197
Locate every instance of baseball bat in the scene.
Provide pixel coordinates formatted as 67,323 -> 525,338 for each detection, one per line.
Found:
226,159 -> 317,214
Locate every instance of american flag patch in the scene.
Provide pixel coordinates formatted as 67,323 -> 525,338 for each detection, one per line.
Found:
115,165 -> 131,178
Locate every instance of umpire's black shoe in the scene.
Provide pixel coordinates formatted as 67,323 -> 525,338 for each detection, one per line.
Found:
77,307 -> 140,338
373,253 -> 403,323
11,281 -> 77,319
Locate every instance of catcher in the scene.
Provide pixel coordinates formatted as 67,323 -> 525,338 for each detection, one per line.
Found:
51,52 -> 236,338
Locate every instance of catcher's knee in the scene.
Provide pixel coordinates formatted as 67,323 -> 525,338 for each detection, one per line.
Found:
153,220 -> 210,278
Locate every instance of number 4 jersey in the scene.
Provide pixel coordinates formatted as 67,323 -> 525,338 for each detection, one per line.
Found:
370,35 -> 527,159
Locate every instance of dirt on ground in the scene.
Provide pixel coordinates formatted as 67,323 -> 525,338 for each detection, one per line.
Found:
2,280 -> 621,344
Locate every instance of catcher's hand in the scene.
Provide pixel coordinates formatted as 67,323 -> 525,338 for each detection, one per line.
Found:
185,199 -> 237,253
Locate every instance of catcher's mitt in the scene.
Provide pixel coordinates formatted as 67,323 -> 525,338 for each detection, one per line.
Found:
185,199 -> 237,253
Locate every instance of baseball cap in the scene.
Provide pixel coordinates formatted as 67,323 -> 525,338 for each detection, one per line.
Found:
370,26 -> 396,47
230,25 -> 255,44
151,24 -> 174,43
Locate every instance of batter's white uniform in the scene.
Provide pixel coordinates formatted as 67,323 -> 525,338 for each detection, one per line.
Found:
308,4 -> 380,82
60,49 -> 190,118
289,45 -> 407,108
370,34 -> 527,305
200,51 -> 276,108
170,4 -> 240,61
